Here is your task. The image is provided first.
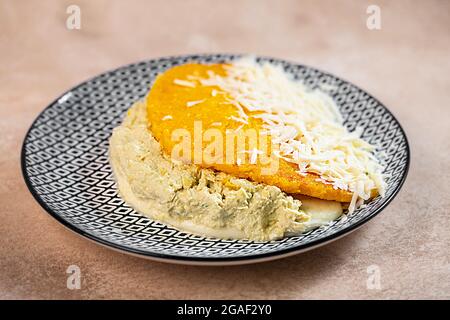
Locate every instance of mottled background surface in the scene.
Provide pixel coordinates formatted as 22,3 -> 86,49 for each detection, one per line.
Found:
0,0 -> 449,299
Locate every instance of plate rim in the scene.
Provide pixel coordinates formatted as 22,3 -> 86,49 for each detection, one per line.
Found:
21,53 -> 411,264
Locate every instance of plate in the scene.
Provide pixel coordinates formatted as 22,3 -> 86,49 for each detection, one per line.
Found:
21,54 -> 409,265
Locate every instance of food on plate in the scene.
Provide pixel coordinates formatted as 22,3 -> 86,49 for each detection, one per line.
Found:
109,58 -> 385,241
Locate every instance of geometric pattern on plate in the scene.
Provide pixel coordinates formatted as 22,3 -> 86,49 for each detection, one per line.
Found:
21,54 -> 409,262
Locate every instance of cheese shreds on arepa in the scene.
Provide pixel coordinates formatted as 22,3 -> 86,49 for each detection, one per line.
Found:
146,59 -> 386,211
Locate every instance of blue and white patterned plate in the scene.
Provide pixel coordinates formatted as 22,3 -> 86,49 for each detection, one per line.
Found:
21,54 -> 409,265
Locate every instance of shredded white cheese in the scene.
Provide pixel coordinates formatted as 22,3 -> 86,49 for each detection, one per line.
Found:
228,115 -> 248,124
199,58 -> 386,212
186,99 -> 206,107
173,79 -> 196,88
161,115 -> 173,121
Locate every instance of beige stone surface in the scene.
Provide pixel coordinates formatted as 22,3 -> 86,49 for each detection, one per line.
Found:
0,0 -> 449,299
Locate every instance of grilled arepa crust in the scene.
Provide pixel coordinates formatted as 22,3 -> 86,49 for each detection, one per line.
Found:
146,63 -> 355,202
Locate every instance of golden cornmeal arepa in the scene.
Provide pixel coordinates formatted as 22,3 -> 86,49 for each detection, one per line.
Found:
146,63 -> 356,202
